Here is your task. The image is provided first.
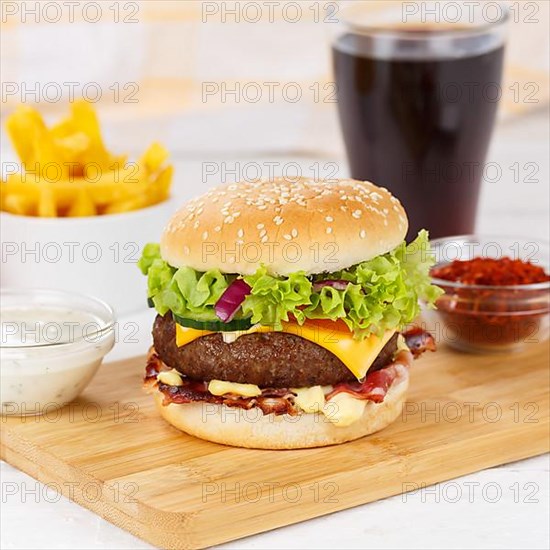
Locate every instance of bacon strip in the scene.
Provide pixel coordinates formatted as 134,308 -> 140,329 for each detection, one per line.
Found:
403,326 -> 436,357
157,381 -> 298,416
326,350 -> 413,403
144,347 -> 163,382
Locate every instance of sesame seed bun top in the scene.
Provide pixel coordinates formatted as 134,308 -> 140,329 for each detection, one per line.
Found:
160,177 -> 408,276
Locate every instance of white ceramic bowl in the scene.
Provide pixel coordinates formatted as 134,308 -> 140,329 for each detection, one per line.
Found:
0,200 -> 174,316
1,288 -> 116,416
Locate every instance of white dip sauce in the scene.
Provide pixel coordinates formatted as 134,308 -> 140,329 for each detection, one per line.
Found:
0,305 -> 115,416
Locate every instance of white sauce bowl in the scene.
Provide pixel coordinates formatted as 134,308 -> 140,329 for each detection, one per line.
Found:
0,288 -> 116,416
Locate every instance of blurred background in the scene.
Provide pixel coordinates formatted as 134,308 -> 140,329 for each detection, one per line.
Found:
1,0 -> 548,157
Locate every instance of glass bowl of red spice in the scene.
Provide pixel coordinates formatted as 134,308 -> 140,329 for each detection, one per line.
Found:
424,236 -> 550,353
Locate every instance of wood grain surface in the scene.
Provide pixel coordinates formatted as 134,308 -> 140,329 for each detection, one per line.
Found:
1,341 -> 549,549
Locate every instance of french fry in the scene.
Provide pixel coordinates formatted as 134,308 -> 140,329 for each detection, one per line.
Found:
70,100 -> 120,169
2,174 -> 41,201
2,102 -> 173,217
32,123 -> 64,177
140,142 -> 170,173
67,188 -> 97,217
146,165 -> 174,205
5,106 -> 46,166
86,166 -> 149,205
54,132 -> 91,159
2,193 -> 36,216
37,186 -> 57,217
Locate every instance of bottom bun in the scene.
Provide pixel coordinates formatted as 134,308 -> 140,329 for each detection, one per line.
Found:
153,375 -> 409,449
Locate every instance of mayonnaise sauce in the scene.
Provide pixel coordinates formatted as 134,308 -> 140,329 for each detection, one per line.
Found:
1,304 -> 115,416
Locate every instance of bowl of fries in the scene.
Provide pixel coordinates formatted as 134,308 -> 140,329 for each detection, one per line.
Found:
0,102 -> 174,315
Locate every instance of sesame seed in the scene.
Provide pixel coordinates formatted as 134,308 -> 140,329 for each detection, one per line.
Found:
370,192 -> 382,202
352,209 -> 362,219
260,229 -> 267,237
261,235 -> 269,243
202,231 -> 209,240
183,246 -> 190,255
360,230 -> 366,239
326,227 -> 333,234
291,228 -> 298,238
194,220 -> 200,229
283,234 -> 292,240
224,216 -> 234,223
237,229 -> 244,238
257,223 -> 265,229
214,226 -> 221,232
325,216 -> 333,222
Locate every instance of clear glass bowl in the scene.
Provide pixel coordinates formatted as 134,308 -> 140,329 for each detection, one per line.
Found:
1,288 -> 116,415
423,235 -> 550,353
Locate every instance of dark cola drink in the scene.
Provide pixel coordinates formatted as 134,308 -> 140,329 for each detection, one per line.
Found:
333,20 -> 507,240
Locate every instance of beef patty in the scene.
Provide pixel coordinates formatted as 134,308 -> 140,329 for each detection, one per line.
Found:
152,313 -> 398,387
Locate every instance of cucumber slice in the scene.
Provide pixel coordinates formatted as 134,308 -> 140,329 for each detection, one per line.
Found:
173,314 -> 253,332
147,298 -> 253,331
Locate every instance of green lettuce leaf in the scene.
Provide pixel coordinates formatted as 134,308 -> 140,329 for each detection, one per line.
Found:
138,251 -> 232,320
303,229 -> 443,337
241,267 -> 312,328
137,229 -> 442,338
137,243 -> 161,275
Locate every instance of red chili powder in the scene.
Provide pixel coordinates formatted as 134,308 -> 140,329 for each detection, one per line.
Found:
431,257 -> 550,286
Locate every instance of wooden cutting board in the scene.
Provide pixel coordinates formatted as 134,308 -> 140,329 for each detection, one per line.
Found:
1,340 -> 549,549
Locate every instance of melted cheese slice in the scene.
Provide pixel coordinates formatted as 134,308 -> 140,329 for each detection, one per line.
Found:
208,380 -> 261,397
157,368 -> 183,386
291,386 -> 326,413
323,393 -> 367,427
176,322 -> 395,380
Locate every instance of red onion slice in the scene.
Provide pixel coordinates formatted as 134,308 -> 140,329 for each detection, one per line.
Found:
215,279 -> 252,322
312,279 -> 350,292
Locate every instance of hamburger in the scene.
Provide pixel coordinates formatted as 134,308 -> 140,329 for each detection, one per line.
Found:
138,177 -> 441,449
